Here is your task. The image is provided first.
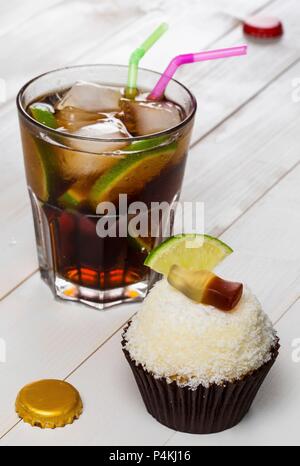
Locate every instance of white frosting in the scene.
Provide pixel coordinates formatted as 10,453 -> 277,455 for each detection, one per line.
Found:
125,279 -> 277,389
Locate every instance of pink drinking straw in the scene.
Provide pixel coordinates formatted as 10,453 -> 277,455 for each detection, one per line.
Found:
149,45 -> 248,100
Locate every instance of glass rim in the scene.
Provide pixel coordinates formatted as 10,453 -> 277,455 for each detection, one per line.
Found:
17,64 -> 197,143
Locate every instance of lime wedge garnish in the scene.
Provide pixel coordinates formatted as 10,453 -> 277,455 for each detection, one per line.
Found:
88,142 -> 177,209
144,234 -> 233,276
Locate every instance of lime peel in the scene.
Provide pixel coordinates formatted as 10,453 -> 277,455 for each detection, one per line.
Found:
88,142 -> 177,208
144,234 -> 233,276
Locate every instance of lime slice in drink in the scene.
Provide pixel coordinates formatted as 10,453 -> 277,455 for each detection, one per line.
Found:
144,234 -> 233,276
29,104 -> 116,206
57,154 -> 122,208
22,133 -> 52,202
24,104 -> 59,201
89,142 -> 177,209
30,104 -> 58,129
58,181 -> 87,209
122,135 -> 171,153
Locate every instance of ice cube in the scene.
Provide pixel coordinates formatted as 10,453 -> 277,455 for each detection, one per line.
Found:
56,106 -> 106,132
66,117 -> 131,153
55,146 -> 121,183
57,81 -> 122,112
120,98 -> 182,136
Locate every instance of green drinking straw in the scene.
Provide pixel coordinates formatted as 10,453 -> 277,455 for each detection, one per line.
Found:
125,22 -> 169,98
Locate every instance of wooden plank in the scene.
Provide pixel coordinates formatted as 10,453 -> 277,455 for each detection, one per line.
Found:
0,0 -> 63,37
181,60 -> 300,237
0,1 -> 143,106
0,324 -> 174,446
218,166 -> 300,322
179,0 -> 300,142
2,0 -> 267,105
0,0 -> 271,104
84,0 -> 300,144
81,0 -> 273,69
0,1 -> 277,297
0,156 -> 300,443
0,273 -> 139,437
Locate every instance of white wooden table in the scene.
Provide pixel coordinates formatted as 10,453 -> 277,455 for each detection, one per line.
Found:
0,0 -> 299,446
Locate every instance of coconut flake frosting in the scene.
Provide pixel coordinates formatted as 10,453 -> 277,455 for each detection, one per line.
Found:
124,279 -> 277,389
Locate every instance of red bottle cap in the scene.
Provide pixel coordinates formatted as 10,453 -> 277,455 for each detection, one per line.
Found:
243,16 -> 284,39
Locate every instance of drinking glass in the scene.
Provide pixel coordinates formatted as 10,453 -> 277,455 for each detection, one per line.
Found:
17,65 -> 197,309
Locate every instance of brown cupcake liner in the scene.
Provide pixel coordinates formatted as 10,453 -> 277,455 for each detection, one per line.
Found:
122,327 -> 279,434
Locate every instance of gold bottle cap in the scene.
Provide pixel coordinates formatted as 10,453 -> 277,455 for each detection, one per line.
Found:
15,379 -> 83,429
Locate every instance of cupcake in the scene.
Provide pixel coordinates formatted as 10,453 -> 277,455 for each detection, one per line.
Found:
122,266 -> 279,434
